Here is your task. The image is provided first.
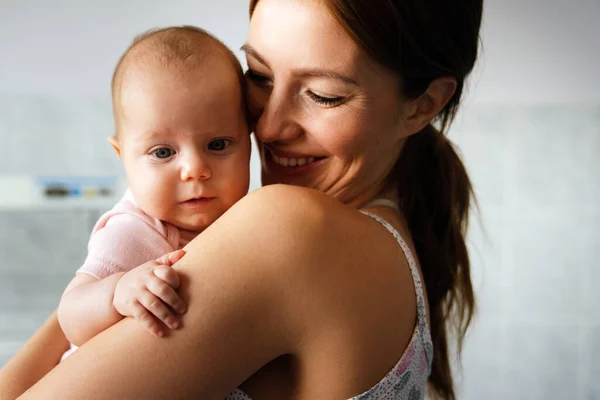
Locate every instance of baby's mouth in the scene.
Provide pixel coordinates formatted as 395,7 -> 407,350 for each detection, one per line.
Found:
179,197 -> 215,207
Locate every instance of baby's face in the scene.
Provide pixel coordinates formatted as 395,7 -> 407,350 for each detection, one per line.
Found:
115,62 -> 250,233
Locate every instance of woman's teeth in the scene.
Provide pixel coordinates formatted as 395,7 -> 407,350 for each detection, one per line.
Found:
272,154 -> 316,167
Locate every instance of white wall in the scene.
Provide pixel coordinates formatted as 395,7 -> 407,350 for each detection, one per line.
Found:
1,0 -> 598,103
0,0 -> 250,96
470,0 -> 600,105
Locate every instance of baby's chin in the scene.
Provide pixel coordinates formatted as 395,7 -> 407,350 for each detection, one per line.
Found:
144,203 -> 220,232
170,220 -> 210,234
168,213 -> 218,234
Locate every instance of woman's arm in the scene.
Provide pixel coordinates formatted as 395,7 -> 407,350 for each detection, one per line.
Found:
19,185 -> 330,399
0,310 -> 70,400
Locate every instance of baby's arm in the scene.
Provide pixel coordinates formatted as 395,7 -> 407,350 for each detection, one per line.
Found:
57,272 -> 124,346
58,251 -> 187,346
57,212 -> 187,346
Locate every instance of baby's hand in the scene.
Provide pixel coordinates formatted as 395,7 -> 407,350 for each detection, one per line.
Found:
113,250 -> 187,337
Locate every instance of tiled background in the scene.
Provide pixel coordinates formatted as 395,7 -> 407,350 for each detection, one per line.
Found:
1,0 -> 599,399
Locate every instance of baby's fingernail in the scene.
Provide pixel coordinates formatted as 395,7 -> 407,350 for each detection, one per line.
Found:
157,330 -> 164,337
170,320 -> 179,329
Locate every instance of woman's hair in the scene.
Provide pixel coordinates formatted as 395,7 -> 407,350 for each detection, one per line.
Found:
249,0 -> 482,398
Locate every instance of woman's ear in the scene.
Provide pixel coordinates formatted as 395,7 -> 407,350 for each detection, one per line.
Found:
402,77 -> 457,135
107,136 -> 122,157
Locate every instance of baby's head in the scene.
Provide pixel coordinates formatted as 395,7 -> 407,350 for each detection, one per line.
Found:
109,26 -> 251,233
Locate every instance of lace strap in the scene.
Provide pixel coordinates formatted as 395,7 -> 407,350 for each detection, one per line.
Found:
359,211 -> 428,327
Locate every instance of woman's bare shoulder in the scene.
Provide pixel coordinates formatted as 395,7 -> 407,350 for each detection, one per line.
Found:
229,183 -> 339,222
198,183 -> 395,278
176,183 -> 381,334
178,184 -> 402,331
198,184 -> 354,255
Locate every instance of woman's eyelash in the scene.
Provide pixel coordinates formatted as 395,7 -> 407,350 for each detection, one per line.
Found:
306,91 -> 344,106
245,70 -> 271,84
247,69 -> 343,106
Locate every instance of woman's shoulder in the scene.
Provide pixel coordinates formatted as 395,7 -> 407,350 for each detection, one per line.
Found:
171,186 -> 418,396
214,184 -> 405,265
218,184 -> 344,237
181,184 -> 405,313
216,184 -> 380,259
174,185 -> 371,359
234,184 -> 338,218
182,184 -> 358,276
199,184 -> 413,314
194,186 -> 419,396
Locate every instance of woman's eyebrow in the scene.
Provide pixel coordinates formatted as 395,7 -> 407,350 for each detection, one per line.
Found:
292,69 -> 359,86
241,44 -> 359,86
240,44 -> 269,67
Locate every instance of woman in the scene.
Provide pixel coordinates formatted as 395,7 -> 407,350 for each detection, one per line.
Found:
2,0 -> 482,398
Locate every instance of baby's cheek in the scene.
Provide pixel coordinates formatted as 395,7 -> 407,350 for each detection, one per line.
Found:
131,173 -> 173,218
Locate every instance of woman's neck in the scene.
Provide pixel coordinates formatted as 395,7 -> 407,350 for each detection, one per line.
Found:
359,187 -> 399,210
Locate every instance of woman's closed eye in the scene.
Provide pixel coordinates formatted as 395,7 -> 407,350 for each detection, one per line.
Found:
246,68 -> 344,107
306,91 -> 344,107
245,69 -> 272,87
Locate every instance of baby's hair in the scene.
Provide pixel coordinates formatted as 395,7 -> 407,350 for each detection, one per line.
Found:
111,25 -> 245,135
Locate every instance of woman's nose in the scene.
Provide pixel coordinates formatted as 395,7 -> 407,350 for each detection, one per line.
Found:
180,154 -> 211,181
253,89 -> 302,144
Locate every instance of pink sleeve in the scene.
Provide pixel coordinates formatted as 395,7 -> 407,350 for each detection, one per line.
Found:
77,213 -> 176,280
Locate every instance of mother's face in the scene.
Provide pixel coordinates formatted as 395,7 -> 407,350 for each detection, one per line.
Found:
244,0 -> 410,206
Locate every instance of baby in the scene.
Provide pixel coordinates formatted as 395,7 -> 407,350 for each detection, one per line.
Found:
57,26 -> 251,358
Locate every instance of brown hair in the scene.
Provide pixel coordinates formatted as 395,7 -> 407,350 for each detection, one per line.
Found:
111,25 -> 245,135
250,1 -> 482,398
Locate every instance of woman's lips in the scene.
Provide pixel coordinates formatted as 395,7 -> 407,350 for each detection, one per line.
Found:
263,147 -> 325,175
271,153 -> 316,167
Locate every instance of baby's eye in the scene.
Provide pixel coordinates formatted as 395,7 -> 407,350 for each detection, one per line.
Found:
208,138 -> 232,152
152,148 -> 176,159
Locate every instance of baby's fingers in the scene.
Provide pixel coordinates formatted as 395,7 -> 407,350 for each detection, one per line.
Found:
155,249 -> 186,266
129,300 -> 165,337
154,264 -> 180,289
147,277 -> 187,315
139,290 -> 181,330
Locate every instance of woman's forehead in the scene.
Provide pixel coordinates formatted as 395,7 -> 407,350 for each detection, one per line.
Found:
245,0 -> 401,94
246,0 -> 362,70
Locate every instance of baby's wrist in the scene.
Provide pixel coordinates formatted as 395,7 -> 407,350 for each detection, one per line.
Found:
110,272 -> 127,309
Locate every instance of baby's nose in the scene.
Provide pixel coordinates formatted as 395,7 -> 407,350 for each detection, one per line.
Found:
180,155 -> 211,181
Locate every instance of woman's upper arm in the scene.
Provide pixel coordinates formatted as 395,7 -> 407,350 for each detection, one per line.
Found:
20,185 -> 334,399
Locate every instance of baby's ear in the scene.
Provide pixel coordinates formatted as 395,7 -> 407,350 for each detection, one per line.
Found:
107,136 -> 122,157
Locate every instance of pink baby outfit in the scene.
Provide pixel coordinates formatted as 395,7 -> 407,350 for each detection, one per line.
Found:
61,190 -> 196,360
77,190 -> 195,280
